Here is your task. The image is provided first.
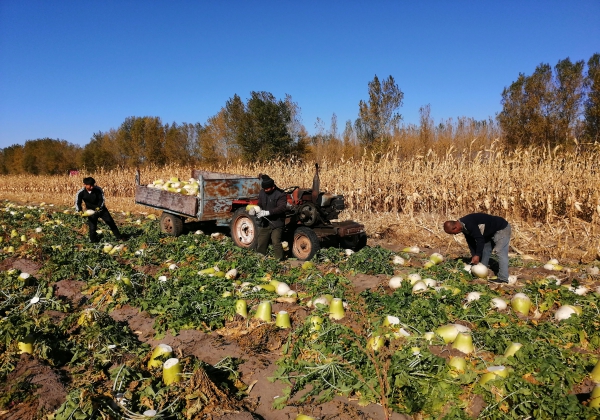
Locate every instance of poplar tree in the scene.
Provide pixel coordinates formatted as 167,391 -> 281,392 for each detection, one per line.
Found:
354,75 -> 404,156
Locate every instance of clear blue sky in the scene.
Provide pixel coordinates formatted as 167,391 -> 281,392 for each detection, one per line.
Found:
1,1 -> 598,149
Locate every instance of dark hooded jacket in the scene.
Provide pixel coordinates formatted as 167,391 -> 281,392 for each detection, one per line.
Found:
257,188 -> 287,228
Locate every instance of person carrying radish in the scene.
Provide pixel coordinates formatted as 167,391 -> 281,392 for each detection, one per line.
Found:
443,213 -> 512,284
249,175 -> 288,261
74,177 -> 123,243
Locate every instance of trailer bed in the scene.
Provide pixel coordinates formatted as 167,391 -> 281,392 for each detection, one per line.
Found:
135,170 -> 261,221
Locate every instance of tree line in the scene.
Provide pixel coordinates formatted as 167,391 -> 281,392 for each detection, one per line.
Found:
498,54 -> 600,147
1,53 -> 598,175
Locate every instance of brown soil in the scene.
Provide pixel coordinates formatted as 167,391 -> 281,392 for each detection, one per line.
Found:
53,279 -> 87,306
0,258 -> 42,275
0,354 -> 67,420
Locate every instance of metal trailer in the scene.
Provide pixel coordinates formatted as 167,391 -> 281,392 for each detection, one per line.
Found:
134,169 -> 261,237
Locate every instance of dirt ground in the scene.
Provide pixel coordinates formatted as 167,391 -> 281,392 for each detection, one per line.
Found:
1,230 -> 599,419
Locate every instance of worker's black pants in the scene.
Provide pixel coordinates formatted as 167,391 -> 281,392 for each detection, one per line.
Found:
257,225 -> 284,260
87,208 -> 121,242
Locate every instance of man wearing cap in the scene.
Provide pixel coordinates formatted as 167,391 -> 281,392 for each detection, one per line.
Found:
443,213 -> 512,284
75,177 -> 123,243
253,175 -> 288,260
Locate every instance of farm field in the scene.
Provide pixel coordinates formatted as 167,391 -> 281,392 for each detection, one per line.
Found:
0,197 -> 599,419
1,147 -> 600,419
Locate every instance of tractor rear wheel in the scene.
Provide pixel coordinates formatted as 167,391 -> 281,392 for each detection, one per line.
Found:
160,212 -> 184,236
230,208 -> 257,249
292,226 -> 320,261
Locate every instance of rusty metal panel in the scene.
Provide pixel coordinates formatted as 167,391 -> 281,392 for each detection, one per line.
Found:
192,171 -> 261,221
135,186 -> 198,216
199,199 -> 240,220
192,171 -> 261,198
203,178 -> 261,200
334,221 -> 365,237
192,170 -> 259,182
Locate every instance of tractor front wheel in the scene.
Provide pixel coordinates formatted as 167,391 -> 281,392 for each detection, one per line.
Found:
292,226 -> 320,261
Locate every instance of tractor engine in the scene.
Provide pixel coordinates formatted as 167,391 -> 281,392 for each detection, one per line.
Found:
288,164 -> 346,227
317,193 -> 345,221
290,191 -> 345,227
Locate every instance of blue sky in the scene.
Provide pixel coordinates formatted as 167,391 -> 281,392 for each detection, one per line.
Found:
1,1 -> 599,149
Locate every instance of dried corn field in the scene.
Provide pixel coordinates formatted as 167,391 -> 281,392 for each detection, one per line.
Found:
1,144 -> 599,262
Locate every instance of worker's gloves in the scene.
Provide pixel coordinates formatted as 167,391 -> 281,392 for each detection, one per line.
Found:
247,207 -> 256,216
256,210 -> 270,218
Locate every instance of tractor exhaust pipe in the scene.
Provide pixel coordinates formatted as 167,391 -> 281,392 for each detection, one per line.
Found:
312,163 -> 320,204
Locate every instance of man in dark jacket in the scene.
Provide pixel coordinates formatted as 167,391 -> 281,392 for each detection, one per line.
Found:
444,213 -> 511,283
253,175 -> 288,260
75,177 -> 122,243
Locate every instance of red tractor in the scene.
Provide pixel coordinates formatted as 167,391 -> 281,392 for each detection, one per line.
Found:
229,164 -> 366,260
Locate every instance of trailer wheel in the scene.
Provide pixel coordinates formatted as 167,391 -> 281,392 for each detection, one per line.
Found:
340,232 -> 367,251
292,226 -> 320,261
160,212 -> 184,236
230,208 -> 257,249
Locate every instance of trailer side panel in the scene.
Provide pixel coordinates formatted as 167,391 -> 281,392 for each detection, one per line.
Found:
199,178 -> 261,219
135,186 -> 198,217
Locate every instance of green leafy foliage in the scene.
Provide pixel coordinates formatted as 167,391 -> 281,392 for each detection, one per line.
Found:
317,245 -> 396,275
